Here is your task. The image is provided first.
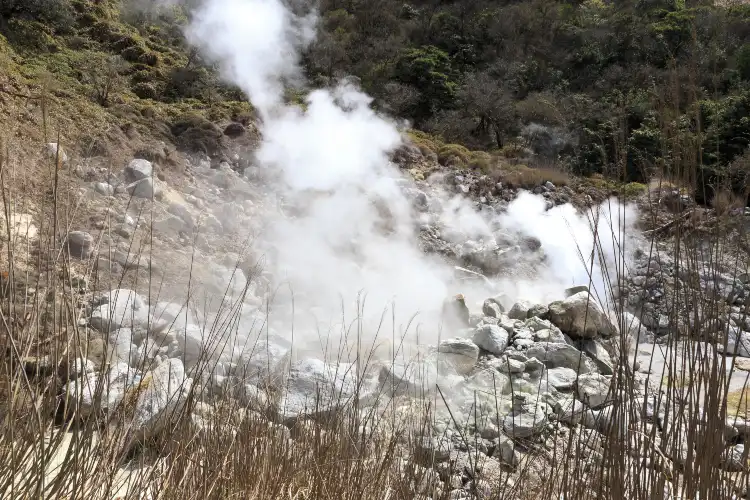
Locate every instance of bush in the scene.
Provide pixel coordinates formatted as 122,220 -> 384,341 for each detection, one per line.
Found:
437,143 -> 470,166
121,45 -> 159,66
132,81 -> 159,100
170,113 -> 225,155
4,19 -> 58,52
0,0 -> 74,33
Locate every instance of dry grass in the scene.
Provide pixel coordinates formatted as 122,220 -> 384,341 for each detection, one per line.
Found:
494,164 -> 571,189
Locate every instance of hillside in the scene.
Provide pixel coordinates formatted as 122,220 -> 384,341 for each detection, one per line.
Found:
1,1 -> 750,500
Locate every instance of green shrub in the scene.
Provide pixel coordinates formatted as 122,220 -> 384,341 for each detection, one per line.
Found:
5,19 -> 58,52
437,143 -> 470,166
132,81 -> 159,100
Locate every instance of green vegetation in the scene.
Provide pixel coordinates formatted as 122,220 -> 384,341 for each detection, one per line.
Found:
301,0 -> 750,191
0,0 -> 252,153
3,0 -> 750,199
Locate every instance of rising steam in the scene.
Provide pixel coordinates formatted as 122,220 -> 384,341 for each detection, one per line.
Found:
179,0 -> 640,356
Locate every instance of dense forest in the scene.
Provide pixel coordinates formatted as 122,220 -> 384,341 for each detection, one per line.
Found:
3,0 -> 750,194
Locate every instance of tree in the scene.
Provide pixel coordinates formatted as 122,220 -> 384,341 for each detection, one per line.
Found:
393,45 -> 457,126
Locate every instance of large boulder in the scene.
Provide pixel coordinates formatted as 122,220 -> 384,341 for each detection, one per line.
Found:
526,342 -> 595,373
127,178 -> 162,199
125,159 -> 153,181
472,324 -> 510,355
576,373 -> 611,408
548,292 -> 615,339
63,362 -> 138,418
122,358 -> 192,448
89,289 -> 151,333
503,395 -> 548,438
438,337 -> 480,374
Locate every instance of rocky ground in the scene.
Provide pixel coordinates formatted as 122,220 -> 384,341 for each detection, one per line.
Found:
5,133 -> 750,498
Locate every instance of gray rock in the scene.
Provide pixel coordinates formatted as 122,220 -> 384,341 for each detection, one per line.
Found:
576,373 -> 611,408
66,231 -> 94,259
492,434 -> 519,466
64,362 -> 138,418
488,356 -> 525,374
46,142 -> 68,163
94,182 -> 115,196
726,327 -> 750,357
376,359 -> 439,398
167,202 -> 194,229
277,358 -> 356,423
89,289 -> 150,333
565,285 -> 589,297
503,395 -> 548,438
438,338 -> 480,373
472,324 -> 510,355
482,299 -> 504,318
545,367 -> 578,390
721,444 -> 747,472
415,436 -> 452,464
548,292 -> 616,338
582,339 -> 614,375
526,342 -> 594,373
127,178 -> 162,199
527,303 -> 549,319
508,301 -> 532,320
123,358 -> 191,448
125,159 -> 153,181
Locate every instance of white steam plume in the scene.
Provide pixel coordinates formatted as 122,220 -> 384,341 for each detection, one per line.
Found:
182,0 -> 641,356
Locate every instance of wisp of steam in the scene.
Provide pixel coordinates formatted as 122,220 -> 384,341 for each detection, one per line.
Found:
181,0 -> 640,358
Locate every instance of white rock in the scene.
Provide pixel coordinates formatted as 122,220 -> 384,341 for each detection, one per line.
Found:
526,342 -> 594,373
123,358 -> 191,447
278,358 -> 355,422
127,178 -> 162,199
438,338 -> 480,374
94,182 -> 115,196
64,362 -> 138,418
472,324 -> 510,355
576,373 -> 611,408
125,159 -> 153,181
545,367 -> 578,390
46,142 -> 68,163
548,292 -> 616,338
89,289 -> 150,333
